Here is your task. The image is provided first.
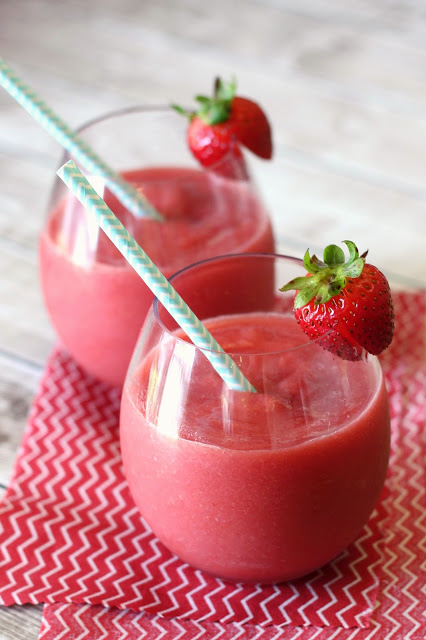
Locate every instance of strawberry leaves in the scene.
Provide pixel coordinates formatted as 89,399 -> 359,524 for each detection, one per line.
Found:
281,241 -> 366,308
172,77 -> 236,126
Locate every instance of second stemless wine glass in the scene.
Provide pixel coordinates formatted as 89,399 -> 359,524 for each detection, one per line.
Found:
39,107 -> 275,386
120,253 -> 391,584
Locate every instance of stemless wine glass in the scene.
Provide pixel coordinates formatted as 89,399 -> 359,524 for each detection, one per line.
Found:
120,253 -> 391,584
39,107 -> 275,387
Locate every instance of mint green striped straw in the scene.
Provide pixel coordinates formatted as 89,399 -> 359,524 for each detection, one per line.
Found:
57,159 -> 256,393
0,57 -> 162,221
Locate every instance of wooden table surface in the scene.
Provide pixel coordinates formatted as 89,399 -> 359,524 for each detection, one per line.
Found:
1,1 -> 425,638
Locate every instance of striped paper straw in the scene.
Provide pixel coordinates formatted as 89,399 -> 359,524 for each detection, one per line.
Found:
57,160 -> 256,393
0,57 -> 162,221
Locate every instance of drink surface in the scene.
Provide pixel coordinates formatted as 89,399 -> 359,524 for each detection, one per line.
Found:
120,312 -> 390,583
39,167 -> 274,386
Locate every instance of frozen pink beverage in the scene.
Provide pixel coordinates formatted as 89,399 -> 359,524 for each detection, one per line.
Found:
40,168 -> 273,387
38,107 -> 275,387
119,254 -> 390,583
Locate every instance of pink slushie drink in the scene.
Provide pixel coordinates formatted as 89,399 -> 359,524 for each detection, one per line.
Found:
39,167 -> 274,386
119,254 -> 390,584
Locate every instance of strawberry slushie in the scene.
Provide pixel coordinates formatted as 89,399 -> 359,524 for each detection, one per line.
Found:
39,167 -> 274,386
119,254 -> 390,583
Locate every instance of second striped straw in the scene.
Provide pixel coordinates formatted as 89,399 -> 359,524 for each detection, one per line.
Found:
0,57 -> 162,221
57,160 -> 257,394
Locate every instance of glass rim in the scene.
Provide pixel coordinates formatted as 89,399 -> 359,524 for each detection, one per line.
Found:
75,104 -> 184,135
63,105 -> 249,181
152,251 -> 361,358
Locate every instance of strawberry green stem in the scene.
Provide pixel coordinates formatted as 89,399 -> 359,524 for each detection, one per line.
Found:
280,240 -> 367,308
172,76 -> 237,125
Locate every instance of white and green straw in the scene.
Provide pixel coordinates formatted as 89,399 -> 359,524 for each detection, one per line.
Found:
0,57 -> 162,221
57,159 -> 256,393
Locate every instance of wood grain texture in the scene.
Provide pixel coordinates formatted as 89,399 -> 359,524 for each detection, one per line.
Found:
0,0 -> 425,637
0,605 -> 42,640
0,354 -> 42,490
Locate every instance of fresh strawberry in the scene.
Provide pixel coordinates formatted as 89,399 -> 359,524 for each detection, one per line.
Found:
231,95 -> 272,160
280,241 -> 395,361
185,114 -> 245,175
173,77 -> 272,178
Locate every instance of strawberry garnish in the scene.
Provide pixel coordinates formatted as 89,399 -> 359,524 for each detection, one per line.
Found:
231,95 -> 272,160
173,77 -> 272,179
280,241 -> 395,361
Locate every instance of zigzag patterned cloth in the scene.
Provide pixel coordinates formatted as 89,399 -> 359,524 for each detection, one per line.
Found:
0,291 -> 424,639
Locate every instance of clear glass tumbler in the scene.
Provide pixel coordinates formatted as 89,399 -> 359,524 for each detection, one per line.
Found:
120,253 -> 390,584
39,107 -> 274,386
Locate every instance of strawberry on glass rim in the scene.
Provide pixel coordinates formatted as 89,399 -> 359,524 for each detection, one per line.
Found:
172,76 -> 273,179
280,240 -> 395,361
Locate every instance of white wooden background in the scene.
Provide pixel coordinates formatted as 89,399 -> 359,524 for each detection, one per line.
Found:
1,1 -> 425,638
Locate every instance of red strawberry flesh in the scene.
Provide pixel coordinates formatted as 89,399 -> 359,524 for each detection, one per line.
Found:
231,96 -> 272,159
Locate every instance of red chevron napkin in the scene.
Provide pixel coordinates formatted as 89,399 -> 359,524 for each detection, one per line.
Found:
0,353 -> 384,630
0,292 -> 424,638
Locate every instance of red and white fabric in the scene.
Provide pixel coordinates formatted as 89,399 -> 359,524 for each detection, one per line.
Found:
0,291 -> 424,639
